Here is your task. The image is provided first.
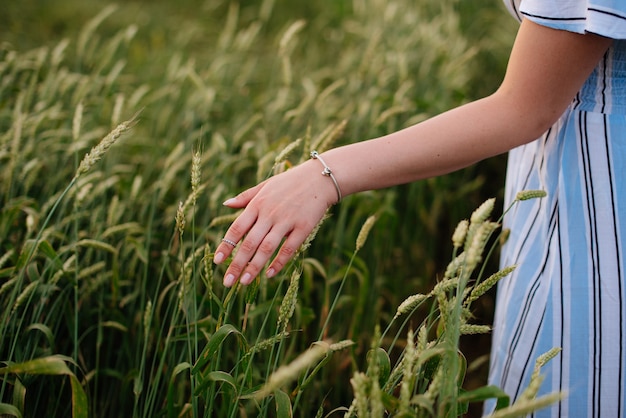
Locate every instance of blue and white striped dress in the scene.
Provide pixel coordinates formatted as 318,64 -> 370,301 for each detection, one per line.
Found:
487,1 -> 626,416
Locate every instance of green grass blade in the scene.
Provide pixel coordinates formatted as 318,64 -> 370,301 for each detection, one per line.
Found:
274,389 -> 293,418
0,356 -> 87,418
0,355 -> 73,375
456,385 -> 510,410
69,374 -> 88,418
167,362 -> 192,417
192,324 -> 247,374
194,371 -> 237,396
0,403 -> 23,418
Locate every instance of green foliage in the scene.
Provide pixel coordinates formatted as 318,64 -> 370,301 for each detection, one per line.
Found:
340,193 -> 561,417
0,1 -> 542,417
0,356 -> 87,418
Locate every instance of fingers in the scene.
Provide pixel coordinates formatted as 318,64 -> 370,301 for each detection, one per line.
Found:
214,161 -> 333,287
264,230 -> 309,278
213,208 -> 258,265
224,228 -> 283,286
221,223 -> 273,287
213,201 -> 288,287
215,214 -> 313,287
222,227 -> 310,287
222,182 -> 266,209
213,182 -> 268,266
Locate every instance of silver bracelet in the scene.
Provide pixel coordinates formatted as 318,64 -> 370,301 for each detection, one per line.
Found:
310,150 -> 342,203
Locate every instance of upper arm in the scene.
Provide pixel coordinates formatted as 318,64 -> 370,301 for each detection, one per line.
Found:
495,19 -> 612,137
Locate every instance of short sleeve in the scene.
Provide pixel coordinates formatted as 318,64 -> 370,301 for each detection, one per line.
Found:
519,0 -> 626,39
502,0 -> 523,22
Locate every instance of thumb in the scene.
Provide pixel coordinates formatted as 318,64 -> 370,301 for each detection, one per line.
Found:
222,181 -> 266,208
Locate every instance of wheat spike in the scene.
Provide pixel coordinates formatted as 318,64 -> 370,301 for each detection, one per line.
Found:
12,280 -> 39,315
143,300 -> 153,333
459,324 -> 491,335
465,221 -> 499,272
72,101 -> 84,141
488,393 -> 565,418
175,201 -> 185,236
75,116 -> 135,179
279,20 -> 307,56
399,329 -> 417,413
444,252 -> 466,279
298,211 -> 330,255
470,198 -> 495,224
515,189 -> 547,201
350,372 -> 369,417
451,219 -> 469,249
111,93 -> 124,127
190,150 -> 202,206
277,270 -> 300,332
245,332 -> 290,359
329,340 -> 355,352
465,265 -> 517,307
255,342 -> 329,399
0,249 -> 15,269
356,215 -> 377,251
274,137 -> 302,166
394,294 -> 429,319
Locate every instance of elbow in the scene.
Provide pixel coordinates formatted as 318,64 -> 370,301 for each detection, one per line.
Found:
528,106 -> 565,139
490,88 -> 570,146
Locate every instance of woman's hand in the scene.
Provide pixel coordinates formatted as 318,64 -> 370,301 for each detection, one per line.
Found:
214,159 -> 338,287
213,21 -> 612,289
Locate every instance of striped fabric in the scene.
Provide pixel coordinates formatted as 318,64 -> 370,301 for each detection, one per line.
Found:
523,0 -> 626,39
503,0 -> 626,38
486,1 -> 626,417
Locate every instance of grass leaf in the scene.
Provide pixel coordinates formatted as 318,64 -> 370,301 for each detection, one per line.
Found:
194,371 -> 238,396
0,403 -> 22,418
0,355 -> 73,376
192,325 -> 246,374
457,385 -> 510,410
274,389 -> 293,418
0,356 -> 87,418
69,374 -> 88,418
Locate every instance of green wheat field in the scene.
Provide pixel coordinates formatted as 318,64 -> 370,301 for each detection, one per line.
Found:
0,0 -> 561,416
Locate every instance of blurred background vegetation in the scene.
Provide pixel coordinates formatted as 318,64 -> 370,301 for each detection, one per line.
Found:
0,0 -> 518,416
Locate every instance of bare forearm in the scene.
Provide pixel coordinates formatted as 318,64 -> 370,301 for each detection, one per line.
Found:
316,20 -> 612,199
215,20 -> 612,286
320,91 -> 542,196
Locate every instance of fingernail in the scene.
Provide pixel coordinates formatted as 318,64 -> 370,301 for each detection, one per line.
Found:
214,252 -> 224,264
241,272 -> 251,285
224,273 -> 235,287
223,198 -> 236,206
266,268 -> 276,278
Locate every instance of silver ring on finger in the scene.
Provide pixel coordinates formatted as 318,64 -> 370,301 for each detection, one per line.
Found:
222,238 -> 237,247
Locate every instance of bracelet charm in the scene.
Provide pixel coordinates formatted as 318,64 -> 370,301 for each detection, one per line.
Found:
310,150 -> 342,203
